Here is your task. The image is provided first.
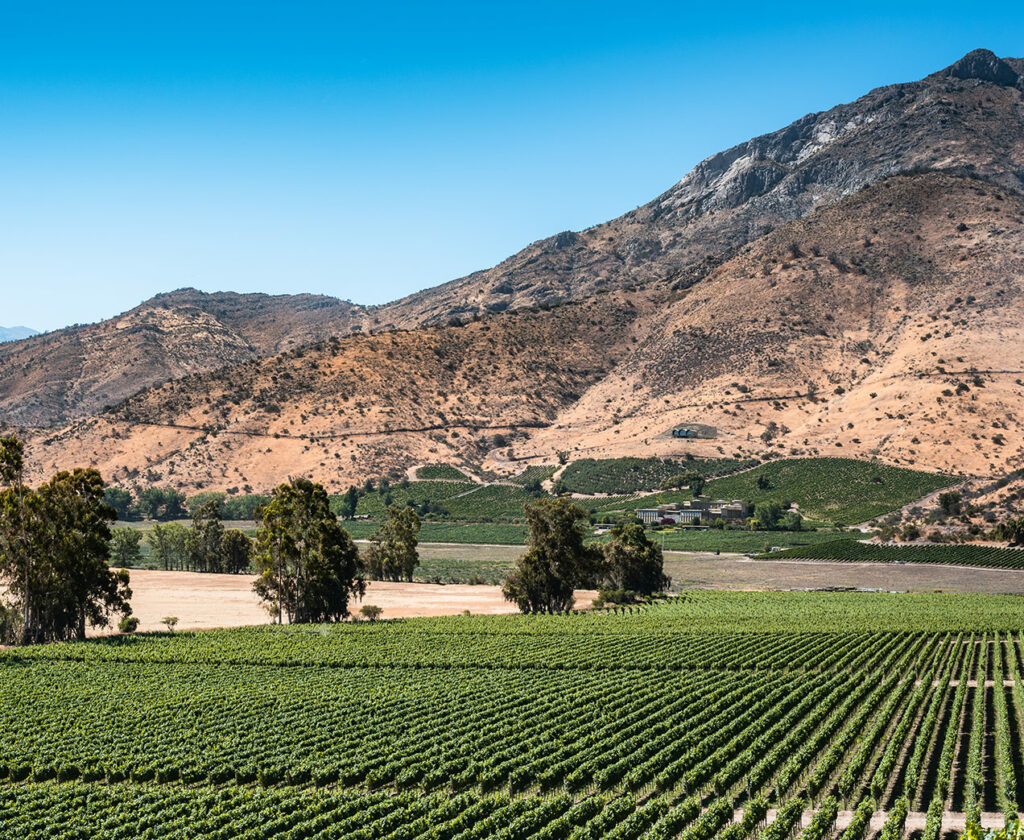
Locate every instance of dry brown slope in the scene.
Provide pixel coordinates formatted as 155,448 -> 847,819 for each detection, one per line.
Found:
6,50 -> 1024,430
0,289 -> 365,426
511,172 -> 1024,477
26,294 -> 646,491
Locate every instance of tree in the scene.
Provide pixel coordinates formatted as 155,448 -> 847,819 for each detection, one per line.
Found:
103,487 -> 134,520
502,498 -> 602,614
0,455 -> 131,644
187,499 -> 226,572
147,522 -> 190,571
602,522 -> 669,596
110,528 -> 143,567
223,494 -> 269,521
363,505 -> 421,582
186,492 -> 226,518
938,491 -> 962,516
161,616 -> 179,632
660,473 -> 689,491
222,529 -> 253,574
359,604 -> 383,621
685,470 -> 706,497
996,518 -> 1024,546
0,435 -> 30,638
751,501 -> 783,531
252,477 -> 365,623
336,486 -> 359,519
782,511 -> 803,532
136,487 -> 186,521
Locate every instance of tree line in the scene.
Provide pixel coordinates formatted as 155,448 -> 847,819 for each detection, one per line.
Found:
1,432 -> 667,641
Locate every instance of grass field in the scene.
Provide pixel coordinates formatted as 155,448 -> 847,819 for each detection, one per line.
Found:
592,457 -> 952,524
2,591 -> 1023,837
757,540 -> 1024,570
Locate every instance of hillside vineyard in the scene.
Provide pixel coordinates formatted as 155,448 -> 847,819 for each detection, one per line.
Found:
4,592 -> 1024,837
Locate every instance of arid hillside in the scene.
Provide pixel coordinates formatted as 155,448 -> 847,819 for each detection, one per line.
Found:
0,288 -> 366,426
511,172 -> 1024,478
6,52 -> 1024,490
21,173 -> 1024,490
24,295 -> 643,491
3,50 -> 1024,429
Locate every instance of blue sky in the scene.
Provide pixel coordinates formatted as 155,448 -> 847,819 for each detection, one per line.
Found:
2,2 -> 1023,332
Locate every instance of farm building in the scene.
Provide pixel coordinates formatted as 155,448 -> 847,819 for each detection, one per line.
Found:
637,499 -> 749,525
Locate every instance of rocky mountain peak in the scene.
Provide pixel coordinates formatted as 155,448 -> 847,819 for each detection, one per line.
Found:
938,48 -> 1020,86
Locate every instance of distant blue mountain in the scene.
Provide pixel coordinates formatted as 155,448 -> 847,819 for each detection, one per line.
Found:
0,326 -> 39,343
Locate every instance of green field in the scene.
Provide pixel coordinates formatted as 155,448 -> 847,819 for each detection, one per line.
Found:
344,519 -> 529,545
2,591 -> 1023,836
592,458 -> 952,525
757,540 -> 1024,570
560,456 -> 755,495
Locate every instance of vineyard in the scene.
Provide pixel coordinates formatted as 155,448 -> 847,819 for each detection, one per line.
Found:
559,457 -> 755,495
756,541 -> 1024,570
4,591 -> 1024,837
592,458 -> 952,525
415,465 -> 471,481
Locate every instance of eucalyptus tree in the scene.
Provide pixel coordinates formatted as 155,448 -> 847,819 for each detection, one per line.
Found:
602,522 -> 669,596
253,477 -> 364,623
147,522 -> 190,570
503,497 -> 602,614
187,499 -> 226,572
363,505 -> 421,582
0,437 -> 131,643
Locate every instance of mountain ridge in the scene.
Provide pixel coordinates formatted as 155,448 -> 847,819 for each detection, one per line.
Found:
5,49 -> 1024,488
0,326 -> 38,343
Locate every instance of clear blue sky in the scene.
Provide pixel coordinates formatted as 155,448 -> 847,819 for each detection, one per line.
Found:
2,2 -> 1023,331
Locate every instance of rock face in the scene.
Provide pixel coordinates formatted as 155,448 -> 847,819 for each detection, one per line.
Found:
381,49 -> 1024,327
938,48 -> 1021,86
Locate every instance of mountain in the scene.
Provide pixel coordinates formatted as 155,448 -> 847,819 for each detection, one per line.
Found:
378,49 -> 1024,328
9,49 -> 1024,489
0,326 -> 38,343
24,169 -> 1024,490
30,294 -> 641,491
7,49 -> 1024,430
0,289 -> 367,426
516,171 -> 1024,479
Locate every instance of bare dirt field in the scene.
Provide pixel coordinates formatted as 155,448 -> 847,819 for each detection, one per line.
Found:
59,545 -> 1024,636
663,552 -> 1024,594
108,568 -> 598,635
